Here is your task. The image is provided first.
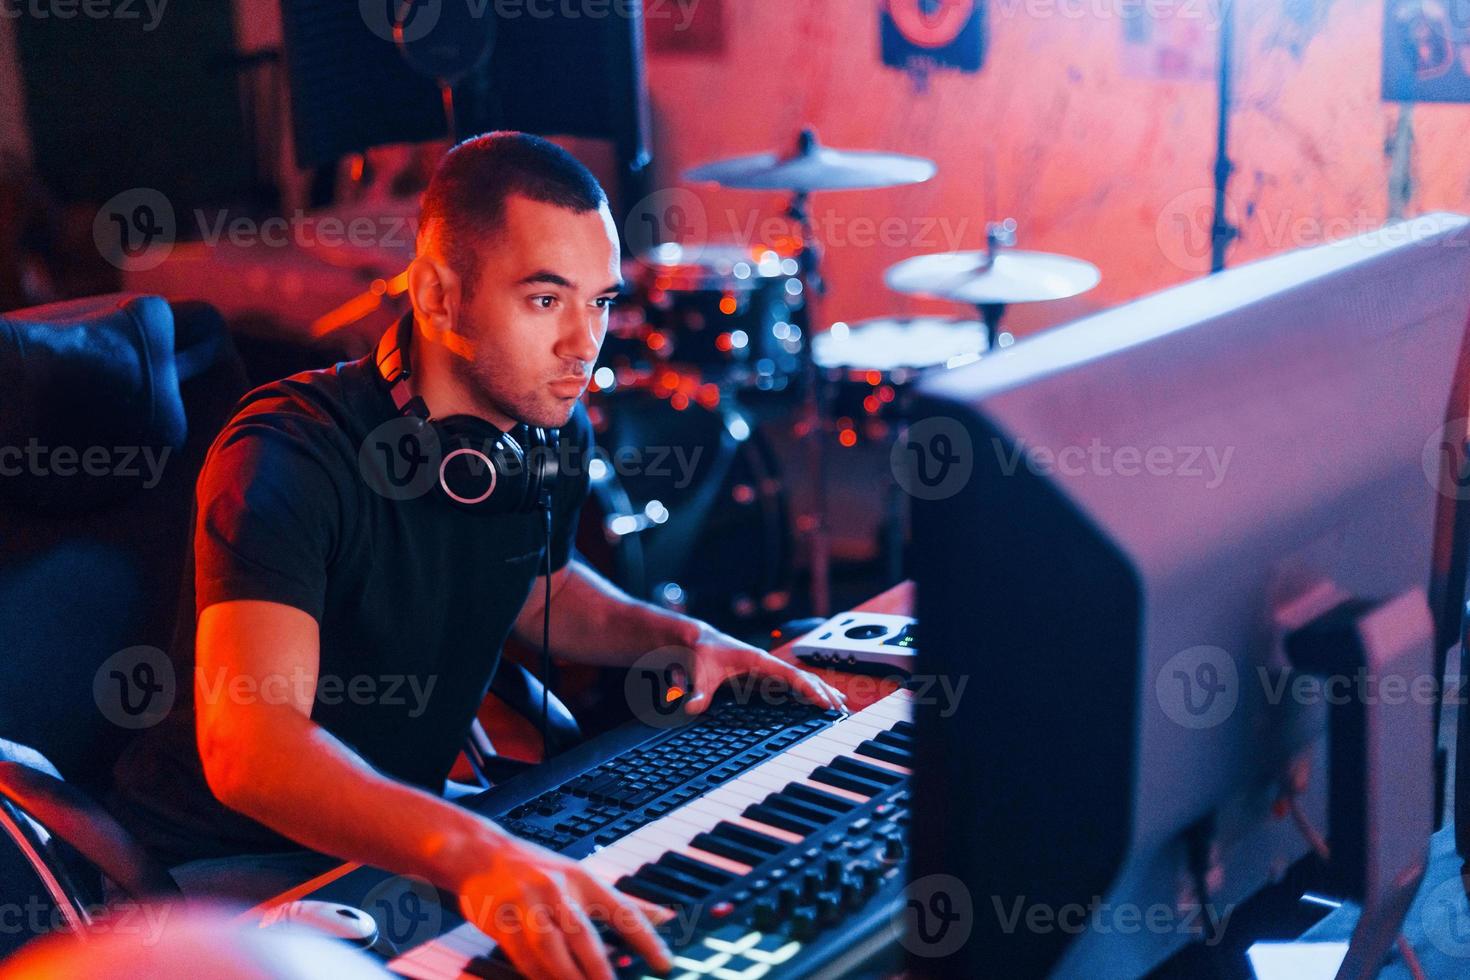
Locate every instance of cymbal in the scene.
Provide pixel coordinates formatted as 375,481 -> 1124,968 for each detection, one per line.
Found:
884,249 -> 1101,305
684,130 -> 936,193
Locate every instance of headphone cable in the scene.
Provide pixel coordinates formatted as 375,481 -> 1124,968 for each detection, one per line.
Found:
540,493 -> 553,759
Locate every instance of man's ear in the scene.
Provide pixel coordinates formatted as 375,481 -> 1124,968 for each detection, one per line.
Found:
407,254 -> 461,338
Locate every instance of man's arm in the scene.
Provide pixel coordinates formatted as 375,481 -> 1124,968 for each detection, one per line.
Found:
194,599 -> 672,979
512,560 -> 846,713
511,560 -> 701,666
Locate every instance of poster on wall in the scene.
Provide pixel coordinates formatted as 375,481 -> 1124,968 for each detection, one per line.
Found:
1118,3 -> 1215,82
1383,0 -> 1470,102
881,0 -> 987,76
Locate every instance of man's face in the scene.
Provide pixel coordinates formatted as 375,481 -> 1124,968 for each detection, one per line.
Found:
452,194 -> 620,428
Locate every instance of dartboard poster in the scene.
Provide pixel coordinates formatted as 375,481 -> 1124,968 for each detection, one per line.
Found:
880,0 -> 987,74
1383,0 -> 1470,102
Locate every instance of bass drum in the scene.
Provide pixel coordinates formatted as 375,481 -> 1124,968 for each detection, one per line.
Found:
576,389 -> 793,633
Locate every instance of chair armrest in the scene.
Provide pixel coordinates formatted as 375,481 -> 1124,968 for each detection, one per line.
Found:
0,762 -> 181,900
488,661 -> 582,756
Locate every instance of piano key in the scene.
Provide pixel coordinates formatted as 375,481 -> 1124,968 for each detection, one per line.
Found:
854,739 -> 911,768
709,821 -> 787,855
614,874 -> 687,907
691,831 -> 772,867
761,792 -> 842,828
782,782 -> 858,813
890,720 -> 916,738
742,803 -> 824,837
830,754 -> 904,786
874,729 -> 914,751
808,764 -> 886,798
658,851 -> 735,886
635,862 -> 715,900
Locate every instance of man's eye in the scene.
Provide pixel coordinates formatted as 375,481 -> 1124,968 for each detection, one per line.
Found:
533,296 -> 557,310
595,296 -> 618,310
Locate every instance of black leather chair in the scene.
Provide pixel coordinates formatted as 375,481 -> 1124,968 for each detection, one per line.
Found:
0,294 -> 244,957
0,294 -> 578,958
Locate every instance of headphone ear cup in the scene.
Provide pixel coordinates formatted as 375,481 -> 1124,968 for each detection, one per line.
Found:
433,416 -> 529,512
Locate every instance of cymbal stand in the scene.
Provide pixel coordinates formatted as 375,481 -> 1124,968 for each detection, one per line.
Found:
788,189 -> 833,617
974,219 -> 1017,351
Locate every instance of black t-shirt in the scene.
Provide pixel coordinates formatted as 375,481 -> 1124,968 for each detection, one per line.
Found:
109,353 -> 592,866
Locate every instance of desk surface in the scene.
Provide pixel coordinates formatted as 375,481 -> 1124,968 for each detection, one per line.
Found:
252,581 -> 916,913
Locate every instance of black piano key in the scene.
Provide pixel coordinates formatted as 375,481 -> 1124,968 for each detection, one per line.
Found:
831,754 -> 904,785
763,792 -> 843,827
744,803 -> 823,837
657,851 -> 735,887
855,739 -> 911,768
691,831 -> 768,867
614,874 -> 685,907
809,764 -> 885,797
784,782 -> 857,814
711,821 -> 788,855
635,862 -> 714,900
874,729 -> 914,751
891,720 -> 916,738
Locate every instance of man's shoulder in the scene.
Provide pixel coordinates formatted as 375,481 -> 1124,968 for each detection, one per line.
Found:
206,356 -> 379,476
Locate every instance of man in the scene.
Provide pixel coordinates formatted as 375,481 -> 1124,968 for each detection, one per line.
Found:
110,133 -> 845,979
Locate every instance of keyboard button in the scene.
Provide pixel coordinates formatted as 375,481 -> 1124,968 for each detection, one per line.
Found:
743,803 -> 822,837
854,739 -> 911,767
658,852 -> 735,887
809,765 -> 885,797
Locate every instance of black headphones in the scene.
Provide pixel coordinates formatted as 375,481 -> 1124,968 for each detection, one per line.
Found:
374,313 -> 559,513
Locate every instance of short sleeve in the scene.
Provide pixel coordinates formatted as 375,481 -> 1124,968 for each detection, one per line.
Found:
547,403 -> 594,574
193,417 -> 344,622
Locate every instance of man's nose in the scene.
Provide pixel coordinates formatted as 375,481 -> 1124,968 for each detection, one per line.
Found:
556,309 -> 603,366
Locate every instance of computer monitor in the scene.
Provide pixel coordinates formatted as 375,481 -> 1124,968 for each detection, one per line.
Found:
906,213 -> 1470,977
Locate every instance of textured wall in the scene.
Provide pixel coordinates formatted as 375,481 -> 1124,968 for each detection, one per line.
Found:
641,0 -> 1470,336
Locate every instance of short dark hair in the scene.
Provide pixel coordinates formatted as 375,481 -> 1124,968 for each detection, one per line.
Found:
417,131 -> 608,297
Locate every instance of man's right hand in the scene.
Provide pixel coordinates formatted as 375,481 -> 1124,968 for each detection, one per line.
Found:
456,837 -> 675,979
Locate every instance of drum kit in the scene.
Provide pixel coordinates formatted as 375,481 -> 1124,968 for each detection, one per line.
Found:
579,129 -> 1102,628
